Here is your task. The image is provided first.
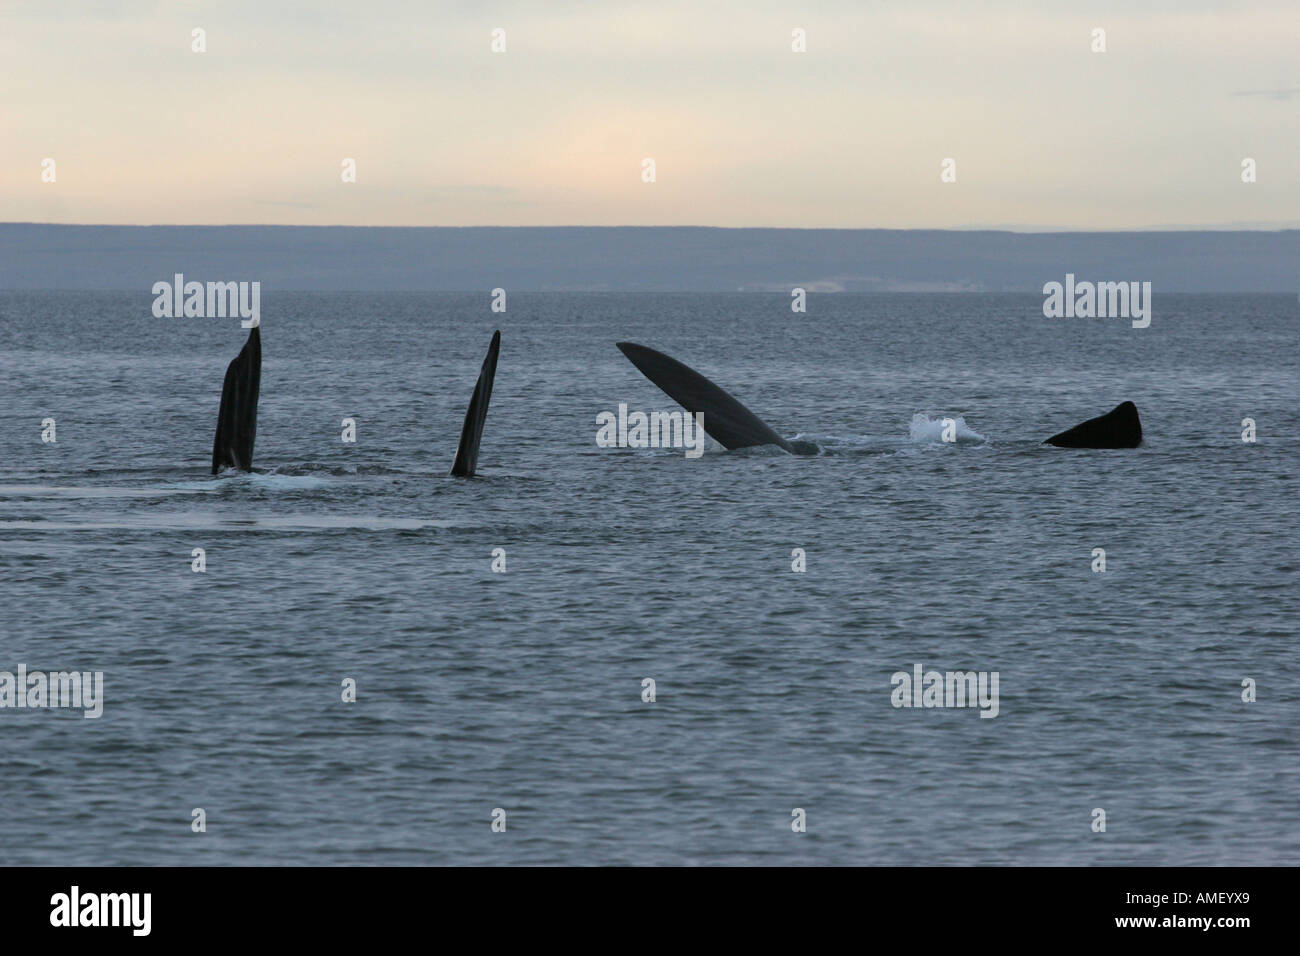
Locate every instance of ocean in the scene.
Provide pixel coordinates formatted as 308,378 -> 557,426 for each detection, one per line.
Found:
1,291 -> 1296,865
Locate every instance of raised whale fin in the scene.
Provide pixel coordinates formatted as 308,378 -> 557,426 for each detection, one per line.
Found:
615,342 -> 794,453
211,324 -> 261,474
1044,400 -> 1142,448
450,330 -> 501,477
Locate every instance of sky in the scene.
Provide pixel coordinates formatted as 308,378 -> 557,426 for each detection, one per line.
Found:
1,0 -> 1297,229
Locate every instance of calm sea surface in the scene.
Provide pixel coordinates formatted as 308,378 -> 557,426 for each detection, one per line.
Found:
1,292 -> 1296,865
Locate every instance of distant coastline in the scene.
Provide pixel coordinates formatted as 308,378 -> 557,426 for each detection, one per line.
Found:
2,223 -> 1297,293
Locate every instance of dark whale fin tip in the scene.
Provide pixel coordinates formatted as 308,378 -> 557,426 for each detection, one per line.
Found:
1044,400 -> 1142,449
615,341 -> 794,453
211,324 -> 262,474
450,330 -> 501,477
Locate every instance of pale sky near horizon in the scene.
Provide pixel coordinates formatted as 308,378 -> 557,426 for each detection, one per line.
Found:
2,0 -> 1297,230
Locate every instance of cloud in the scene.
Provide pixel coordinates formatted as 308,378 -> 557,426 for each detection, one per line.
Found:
1229,88 -> 1299,100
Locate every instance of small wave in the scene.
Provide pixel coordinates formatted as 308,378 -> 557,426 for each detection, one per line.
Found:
723,442 -> 788,458
908,413 -> 987,444
163,470 -> 333,491
244,471 -> 333,490
268,462 -> 413,477
789,432 -> 905,456
0,484 -> 199,499
0,514 -> 450,532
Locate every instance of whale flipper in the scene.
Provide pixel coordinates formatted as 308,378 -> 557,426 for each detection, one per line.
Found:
211,325 -> 261,474
1044,401 -> 1142,448
616,342 -> 794,453
450,330 -> 501,477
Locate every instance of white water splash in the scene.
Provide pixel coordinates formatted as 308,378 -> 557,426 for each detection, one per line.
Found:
908,413 -> 987,444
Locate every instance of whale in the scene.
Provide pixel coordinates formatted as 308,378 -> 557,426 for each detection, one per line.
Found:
616,342 -> 794,453
1043,401 -> 1142,448
211,325 -> 261,473
450,330 -> 501,477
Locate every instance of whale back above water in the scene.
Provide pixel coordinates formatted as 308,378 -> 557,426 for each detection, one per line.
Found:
1043,400 -> 1142,448
616,342 -> 794,453
450,330 -> 501,477
211,325 -> 261,474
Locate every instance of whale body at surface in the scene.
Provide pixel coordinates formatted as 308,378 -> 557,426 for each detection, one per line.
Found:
1043,401 -> 1142,449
